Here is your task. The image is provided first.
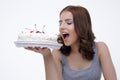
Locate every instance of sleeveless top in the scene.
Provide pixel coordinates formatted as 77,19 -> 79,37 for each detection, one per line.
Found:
62,43 -> 101,80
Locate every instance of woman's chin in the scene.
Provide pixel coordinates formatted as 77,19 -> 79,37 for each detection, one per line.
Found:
64,43 -> 70,46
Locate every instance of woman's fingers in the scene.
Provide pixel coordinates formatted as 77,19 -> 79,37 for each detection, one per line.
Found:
25,47 -> 40,52
24,47 -> 51,55
25,47 -> 33,50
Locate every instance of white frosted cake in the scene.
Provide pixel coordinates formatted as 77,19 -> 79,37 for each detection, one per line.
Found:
15,25 -> 62,48
17,28 -> 58,43
17,31 -> 57,42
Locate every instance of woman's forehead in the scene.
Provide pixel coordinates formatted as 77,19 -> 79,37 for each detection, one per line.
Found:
60,11 -> 73,20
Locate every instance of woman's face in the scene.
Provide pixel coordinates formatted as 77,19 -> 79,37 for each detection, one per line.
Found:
59,11 -> 79,46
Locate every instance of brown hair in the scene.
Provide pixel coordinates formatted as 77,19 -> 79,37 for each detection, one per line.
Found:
57,5 -> 96,60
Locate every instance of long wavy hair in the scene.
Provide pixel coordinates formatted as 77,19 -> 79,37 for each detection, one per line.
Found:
57,5 -> 96,60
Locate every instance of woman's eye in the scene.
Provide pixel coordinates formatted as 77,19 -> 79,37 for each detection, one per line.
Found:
59,22 -> 62,26
67,22 -> 73,25
59,20 -> 62,26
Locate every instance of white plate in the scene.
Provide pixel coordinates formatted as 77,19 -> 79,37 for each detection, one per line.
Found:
14,41 -> 62,49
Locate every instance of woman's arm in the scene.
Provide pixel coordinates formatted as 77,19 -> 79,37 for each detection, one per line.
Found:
43,53 -> 59,80
97,42 -> 117,80
52,49 -> 62,80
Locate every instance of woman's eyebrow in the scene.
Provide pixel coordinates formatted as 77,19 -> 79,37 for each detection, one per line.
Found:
65,19 -> 73,22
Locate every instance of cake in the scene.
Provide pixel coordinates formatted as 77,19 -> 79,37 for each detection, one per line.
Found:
17,25 -> 58,43
15,24 -> 62,49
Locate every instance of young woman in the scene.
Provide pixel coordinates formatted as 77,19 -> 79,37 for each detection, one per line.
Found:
26,5 -> 117,80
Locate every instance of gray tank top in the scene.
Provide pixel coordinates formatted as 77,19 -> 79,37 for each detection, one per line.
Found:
62,43 -> 101,80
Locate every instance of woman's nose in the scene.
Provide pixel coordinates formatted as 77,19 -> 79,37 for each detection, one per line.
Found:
59,22 -> 66,29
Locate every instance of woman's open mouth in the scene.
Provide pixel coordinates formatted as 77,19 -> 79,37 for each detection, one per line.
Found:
62,33 -> 69,41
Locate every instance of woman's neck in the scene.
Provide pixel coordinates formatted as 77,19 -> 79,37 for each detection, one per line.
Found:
70,43 -> 80,54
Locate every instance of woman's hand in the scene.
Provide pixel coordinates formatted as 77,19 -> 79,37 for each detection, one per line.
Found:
25,47 -> 51,56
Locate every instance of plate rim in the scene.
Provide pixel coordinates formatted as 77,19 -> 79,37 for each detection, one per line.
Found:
14,41 -> 62,49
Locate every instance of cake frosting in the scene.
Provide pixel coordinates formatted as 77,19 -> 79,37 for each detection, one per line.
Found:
17,25 -> 58,43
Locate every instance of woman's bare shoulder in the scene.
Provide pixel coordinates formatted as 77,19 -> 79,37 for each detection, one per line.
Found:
96,41 -> 110,57
96,41 -> 108,50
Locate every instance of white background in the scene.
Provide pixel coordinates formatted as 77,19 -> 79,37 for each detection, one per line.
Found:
0,0 -> 120,80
